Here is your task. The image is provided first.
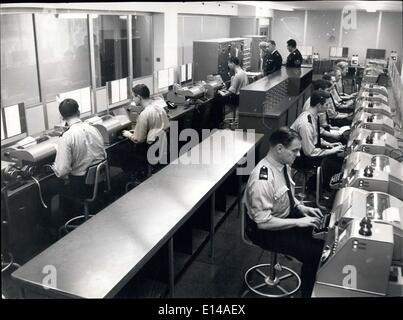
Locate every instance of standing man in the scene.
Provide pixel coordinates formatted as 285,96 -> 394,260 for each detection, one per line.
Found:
122,84 -> 169,144
226,56 -> 249,115
243,127 -> 324,298
285,39 -> 303,68
261,40 -> 283,76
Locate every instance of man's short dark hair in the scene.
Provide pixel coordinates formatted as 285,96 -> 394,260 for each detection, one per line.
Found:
132,84 -> 150,99
59,98 -> 79,119
268,126 -> 301,148
322,74 -> 332,81
229,56 -> 240,66
312,79 -> 332,90
310,90 -> 330,107
287,39 -> 297,48
267,40 -> 276,46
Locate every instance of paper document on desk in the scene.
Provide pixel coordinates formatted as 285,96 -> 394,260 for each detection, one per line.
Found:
16,136 -> 36,148
383,207 -> 402,224
338,126 -> 350,134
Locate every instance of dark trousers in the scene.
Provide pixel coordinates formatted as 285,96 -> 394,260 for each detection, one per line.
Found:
293,153 -> 344,192
247,212 -> 324,297
42,175 -> 92,227
329,116 -> 352,127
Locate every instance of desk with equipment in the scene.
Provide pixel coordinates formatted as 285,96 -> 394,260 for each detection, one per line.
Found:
11,129 -> 263,298
238,66 -> 313,160
313,76 -> 403,297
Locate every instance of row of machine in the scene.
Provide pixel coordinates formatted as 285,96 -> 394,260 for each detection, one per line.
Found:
313,82 -> 403,297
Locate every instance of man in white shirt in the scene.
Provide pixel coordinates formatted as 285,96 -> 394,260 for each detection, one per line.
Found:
52,99 -> 106,179
122,84 -> 169,144
43,99 -> 106,229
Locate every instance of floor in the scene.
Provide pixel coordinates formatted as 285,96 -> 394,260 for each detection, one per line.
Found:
172,204 -> 303,298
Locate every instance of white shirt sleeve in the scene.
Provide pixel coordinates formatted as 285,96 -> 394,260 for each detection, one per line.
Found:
52,135 -> 73,178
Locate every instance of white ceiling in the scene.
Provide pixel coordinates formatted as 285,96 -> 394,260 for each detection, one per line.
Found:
231,1 -> 402,12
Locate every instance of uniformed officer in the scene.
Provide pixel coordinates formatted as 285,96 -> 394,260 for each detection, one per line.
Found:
285,39 -> 303,68
291,90 -> 345,191
261,40 -> 282,75
322,74 -> 354,127
332,67 -> 356,105
303,80 -> 346,144
243,126 -> 324,297
122,84 -> 169,144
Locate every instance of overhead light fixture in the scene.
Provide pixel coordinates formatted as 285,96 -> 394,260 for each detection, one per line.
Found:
366,9 -> 377,12
119,16 -> 128,20
232,1 -> 294,11
56,13 -> 87,19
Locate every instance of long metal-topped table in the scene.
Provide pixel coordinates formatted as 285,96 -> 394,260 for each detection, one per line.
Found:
12,129 -> 263,298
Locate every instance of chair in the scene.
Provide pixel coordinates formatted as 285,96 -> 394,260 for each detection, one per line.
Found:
241,206 -> 301,298
62,159 -> 111,234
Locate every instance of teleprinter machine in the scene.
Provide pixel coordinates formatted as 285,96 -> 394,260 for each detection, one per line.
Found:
1,135 -> 59,167
339,152 -> 403,201
203,75 -> 225,99
351,112 -> 395,136
85,114 -> 131,145
347,128 -> 401,159
352,109 -> 393,126
166,84 -> 206,105
330,187 -> 403,261
313,219 -> 394,297
357,90 -> 388,104
355,100 -> 392,117
359,84 -> 388,97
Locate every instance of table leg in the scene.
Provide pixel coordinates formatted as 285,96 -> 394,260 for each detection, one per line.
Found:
168,237 -> 175,298
209,192 -> 215,262
237,172 -> 242,218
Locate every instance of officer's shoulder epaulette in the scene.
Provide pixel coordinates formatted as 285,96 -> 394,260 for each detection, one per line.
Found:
259,165 -> 268,180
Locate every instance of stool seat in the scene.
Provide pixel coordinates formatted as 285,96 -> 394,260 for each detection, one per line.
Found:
241,206 -> 301,298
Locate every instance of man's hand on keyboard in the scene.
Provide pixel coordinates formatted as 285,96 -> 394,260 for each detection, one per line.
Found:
297,205 -> 323,218
296,216 -> 321,229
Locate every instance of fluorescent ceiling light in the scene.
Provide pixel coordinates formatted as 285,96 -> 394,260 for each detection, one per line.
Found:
119,16 -> 128,20
57,13 -> 87,19
366,8 -> 377,12
232,1 -> 294,11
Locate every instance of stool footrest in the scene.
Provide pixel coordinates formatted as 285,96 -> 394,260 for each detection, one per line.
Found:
244,263 -> 301,298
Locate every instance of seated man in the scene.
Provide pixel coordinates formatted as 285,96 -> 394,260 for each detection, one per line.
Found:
303,80 -> 347,143
122,84 -> 169,144
122,84 -> 170,178
335,62 -> 358,99
322,74 -> 353,127
243,127 -> 324,297
326,71 -> 355,112
43,98 -> 106,229
291,91 -> 345,191
51,98 -> 106,196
